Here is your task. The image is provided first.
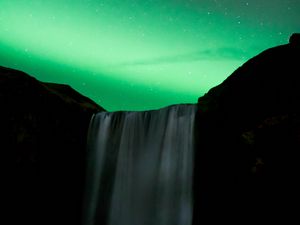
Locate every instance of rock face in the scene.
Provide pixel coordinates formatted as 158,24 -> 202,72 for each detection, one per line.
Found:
289,33 -> 300,46
0,66 -> 103,225
193,35 -> 300,224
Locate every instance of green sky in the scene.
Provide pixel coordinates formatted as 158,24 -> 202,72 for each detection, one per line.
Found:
0,0 -> 299,111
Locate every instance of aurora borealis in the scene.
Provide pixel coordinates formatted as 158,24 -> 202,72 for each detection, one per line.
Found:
0,0 -> 299,111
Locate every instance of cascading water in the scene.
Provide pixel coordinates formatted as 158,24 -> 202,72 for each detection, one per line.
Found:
82,104 -> 197,225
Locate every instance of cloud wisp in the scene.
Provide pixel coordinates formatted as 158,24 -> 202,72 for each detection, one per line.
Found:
116,47 -> 248,67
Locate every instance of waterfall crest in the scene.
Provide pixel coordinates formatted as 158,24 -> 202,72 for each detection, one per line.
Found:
82,104 -> 197,225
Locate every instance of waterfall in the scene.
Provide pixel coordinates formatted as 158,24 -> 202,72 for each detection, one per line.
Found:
82,104 -> 197,225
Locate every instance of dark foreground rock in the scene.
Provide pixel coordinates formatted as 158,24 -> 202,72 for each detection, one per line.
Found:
0,66 -> 103,225
193,34 -> 300,224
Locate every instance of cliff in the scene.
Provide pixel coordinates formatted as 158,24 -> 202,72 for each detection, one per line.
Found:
193,34 -> 300,224
0,66 -> 103,225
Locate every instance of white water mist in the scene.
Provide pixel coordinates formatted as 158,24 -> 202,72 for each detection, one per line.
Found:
82,104 -> 197,225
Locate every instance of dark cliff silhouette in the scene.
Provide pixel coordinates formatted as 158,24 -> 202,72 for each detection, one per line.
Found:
194,33 -> 300,224
289,33 -> 300,47
0,66 -> 103,225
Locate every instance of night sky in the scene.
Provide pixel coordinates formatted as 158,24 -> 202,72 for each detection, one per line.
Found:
1,0 -> 299,111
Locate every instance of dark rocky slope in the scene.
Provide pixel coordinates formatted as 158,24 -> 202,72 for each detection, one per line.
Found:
193,34 -> 300,224
0,66 -> 103,225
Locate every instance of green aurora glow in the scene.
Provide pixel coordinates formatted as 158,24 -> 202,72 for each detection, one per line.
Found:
0,0 -> 299,111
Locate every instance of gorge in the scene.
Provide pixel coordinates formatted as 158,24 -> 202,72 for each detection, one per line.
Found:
1,34 -> 300,225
